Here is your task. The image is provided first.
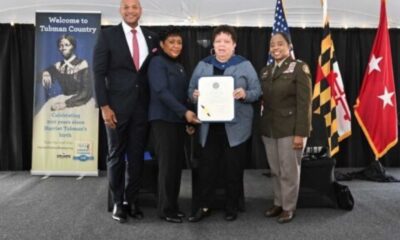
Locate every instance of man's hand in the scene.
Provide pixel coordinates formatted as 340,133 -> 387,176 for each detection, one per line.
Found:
101,105 -> 117,129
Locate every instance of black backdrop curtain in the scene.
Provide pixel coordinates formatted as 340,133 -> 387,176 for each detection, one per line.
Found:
0,24 -> 399,170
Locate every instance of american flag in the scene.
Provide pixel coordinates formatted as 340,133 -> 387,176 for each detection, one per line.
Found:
267,0 -> 294,65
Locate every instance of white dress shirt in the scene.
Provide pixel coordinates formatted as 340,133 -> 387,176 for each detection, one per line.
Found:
121,21 -> 149,68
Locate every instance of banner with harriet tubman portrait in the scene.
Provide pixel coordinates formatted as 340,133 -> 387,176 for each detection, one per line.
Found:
31,12 -> 100,176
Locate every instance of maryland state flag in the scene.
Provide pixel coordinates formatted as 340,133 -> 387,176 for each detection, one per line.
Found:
354,0 -> 398,159
312,0 -> 351,157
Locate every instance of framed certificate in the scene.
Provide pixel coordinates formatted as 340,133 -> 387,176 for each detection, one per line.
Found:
197,76 -> 235,122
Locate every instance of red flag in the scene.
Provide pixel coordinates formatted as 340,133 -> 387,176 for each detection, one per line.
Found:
354,0 -> 398,159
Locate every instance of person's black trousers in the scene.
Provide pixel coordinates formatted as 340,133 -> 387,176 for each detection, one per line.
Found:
106,107 -> 148,206
198,124 -> 247,212
151,120 -> 185,217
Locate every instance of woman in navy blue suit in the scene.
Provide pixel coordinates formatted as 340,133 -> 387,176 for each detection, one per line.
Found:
148,27 -> 200,223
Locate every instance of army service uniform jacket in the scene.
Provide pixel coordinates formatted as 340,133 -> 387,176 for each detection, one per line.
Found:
259,58 -> 312,138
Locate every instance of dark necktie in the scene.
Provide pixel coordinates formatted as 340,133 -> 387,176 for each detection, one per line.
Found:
273,65 -> 280,78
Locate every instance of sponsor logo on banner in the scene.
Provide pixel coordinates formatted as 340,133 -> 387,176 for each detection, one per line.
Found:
73,142 -> 94,161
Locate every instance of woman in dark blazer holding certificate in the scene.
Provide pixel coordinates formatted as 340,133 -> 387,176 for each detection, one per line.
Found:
259,32 -> 312,223
148,27 -> 199,223
188,25 -> 261,222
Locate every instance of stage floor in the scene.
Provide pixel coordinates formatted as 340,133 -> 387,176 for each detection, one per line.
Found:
1,169 -> 400,240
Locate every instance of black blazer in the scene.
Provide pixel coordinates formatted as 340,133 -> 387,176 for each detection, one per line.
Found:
93,24 -> 159,114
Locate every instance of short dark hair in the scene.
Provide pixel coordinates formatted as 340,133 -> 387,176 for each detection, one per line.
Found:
57,34 -> 77,49
159,26 -> 182,42
271,32 -> 292,45
212,25 -> 237,43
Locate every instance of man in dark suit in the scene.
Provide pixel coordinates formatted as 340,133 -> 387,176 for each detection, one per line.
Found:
93,0 -> 158,223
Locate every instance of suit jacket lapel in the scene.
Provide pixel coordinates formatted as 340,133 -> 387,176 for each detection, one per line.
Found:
141,27 -> 157,67
142,27 -> 156,52
266,64 -> 274,80
117,24 -> 136,71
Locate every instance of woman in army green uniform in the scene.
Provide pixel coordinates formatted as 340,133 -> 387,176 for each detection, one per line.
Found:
259,32 -> 312,223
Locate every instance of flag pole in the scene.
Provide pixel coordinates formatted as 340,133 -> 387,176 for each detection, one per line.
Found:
321,0 -> 328,24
